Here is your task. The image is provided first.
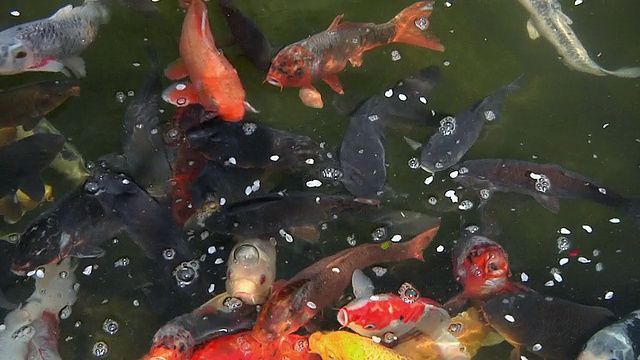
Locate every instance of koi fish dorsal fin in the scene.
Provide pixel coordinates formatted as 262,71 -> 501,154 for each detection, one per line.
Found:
50,5 -> 74,19
326,15 -> 344,31
326,14 -> 371,31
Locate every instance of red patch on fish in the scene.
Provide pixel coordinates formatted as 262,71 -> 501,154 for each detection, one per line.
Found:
190,331 -> 320,360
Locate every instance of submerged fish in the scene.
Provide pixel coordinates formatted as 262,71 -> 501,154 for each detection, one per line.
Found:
481,292 -> 616,360
0,184 -> 54,225
309,331 -> 410,360
0,0 -> 110,77
518,0 -> 640,78
186,120 -> 333,170
577,309 -> 640,360
18,118 -> 90,185
0,79 -> 79,131
266,1 -> 444,106
340,66 -> 442,199
453,159 -> 640,226
226,237 -> 277,305
203,192 -> 376,242
445,233 -> 532,314
122,46 -> 171,200
0,133 -> 65,201
417,75 -> 523,173
217,0 -> 273,72
251,222 -> 440,343
163,0 -> 254,121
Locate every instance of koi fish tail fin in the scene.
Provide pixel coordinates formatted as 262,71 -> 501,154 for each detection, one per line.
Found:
602,66 -> 640,79
391,1 -> 444,52
407,218 -> 441,262
622,198 -> 640,230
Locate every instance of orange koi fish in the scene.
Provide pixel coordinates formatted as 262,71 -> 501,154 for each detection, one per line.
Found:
163,0 -> 254,122
266,1 -> 444,107
191,331 -> 320,360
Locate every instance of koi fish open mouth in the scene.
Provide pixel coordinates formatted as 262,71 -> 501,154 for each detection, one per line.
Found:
265,76 -> 282,89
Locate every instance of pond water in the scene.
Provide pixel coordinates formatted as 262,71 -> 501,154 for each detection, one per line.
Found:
0,0 -> 639,359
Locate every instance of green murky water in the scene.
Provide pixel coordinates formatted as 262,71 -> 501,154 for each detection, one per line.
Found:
0,0 -> 639,358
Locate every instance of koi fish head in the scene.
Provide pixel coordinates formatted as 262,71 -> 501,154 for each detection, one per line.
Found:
0,41 -> 35,75
266,45 -> 315,89
11,217 -> 67,275
455,238 -> 510,297
337,294 -> 405,337
226,240 -> 276,305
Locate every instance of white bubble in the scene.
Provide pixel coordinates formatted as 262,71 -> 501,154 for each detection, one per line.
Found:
424,176 -> 434,185
391,50 -> 401,61
219,197 -> 226,206
398,93 -> 407,101
372,266 -> 387,277
208,284 -> 215,293
331,267 -> 340,273
574,0 -> 583,5
390,234 -> 402,242
214,258 -> 224,265
520,272 -> 529,282
306,301 -> 317,309
544,280 -> 555,287
577,256 -> 591,264
175,83 -> 187,91
419,96 -> 427,104
82,265 -> 94,276
609,218 -> 621,224
449,170 -> 459,179
504,314 -> 515,323
207,246 -> 216,254
384,89 -> 393,98
604,291 -> 614,300
436,245 -> 445,253
305,158 -> 315,165
10,10 -> 20,17
595,262 -> 604,272
35,268 -> 45,279
270,155 -> 280,162
227,157 -> 237,165
559,228 -> 571,235
559,258 -> 569,266
306,179 -> 322,188
582,225 -> 593,233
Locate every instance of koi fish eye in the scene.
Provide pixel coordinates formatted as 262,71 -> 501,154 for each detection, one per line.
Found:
15,51 -> 27,59
364,323 -> 376,329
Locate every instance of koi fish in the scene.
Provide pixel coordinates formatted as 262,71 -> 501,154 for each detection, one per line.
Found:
0,184 -> 54,225
578,309 -> 640,360
444,233 -> 532,314
0,80 -> 79,131
518,0 -> 640,78
338,270 -> 449,340
251,221 -> 440,343
0,0 -> 109,77
162,0 -> 255,121
482,292 -> 616,359
191,331 -> 320,360
453,159 -> 640,227
266,1 -> 444,107
0,134 -> 65,201
142,293 -> 257,360
226,237 -> 277,305
309,331 -> 410,360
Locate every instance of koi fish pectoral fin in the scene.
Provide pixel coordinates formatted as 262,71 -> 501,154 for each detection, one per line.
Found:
322,74 -> 344,95
532,194 -> 560,214
244,101 -> 259,113
164,58 -> 189,80
26,59 -> 69,76
526,19 -> 540,40
347,53 -> 364,67
326,14 -> 345,31
60,56 -> 87,78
